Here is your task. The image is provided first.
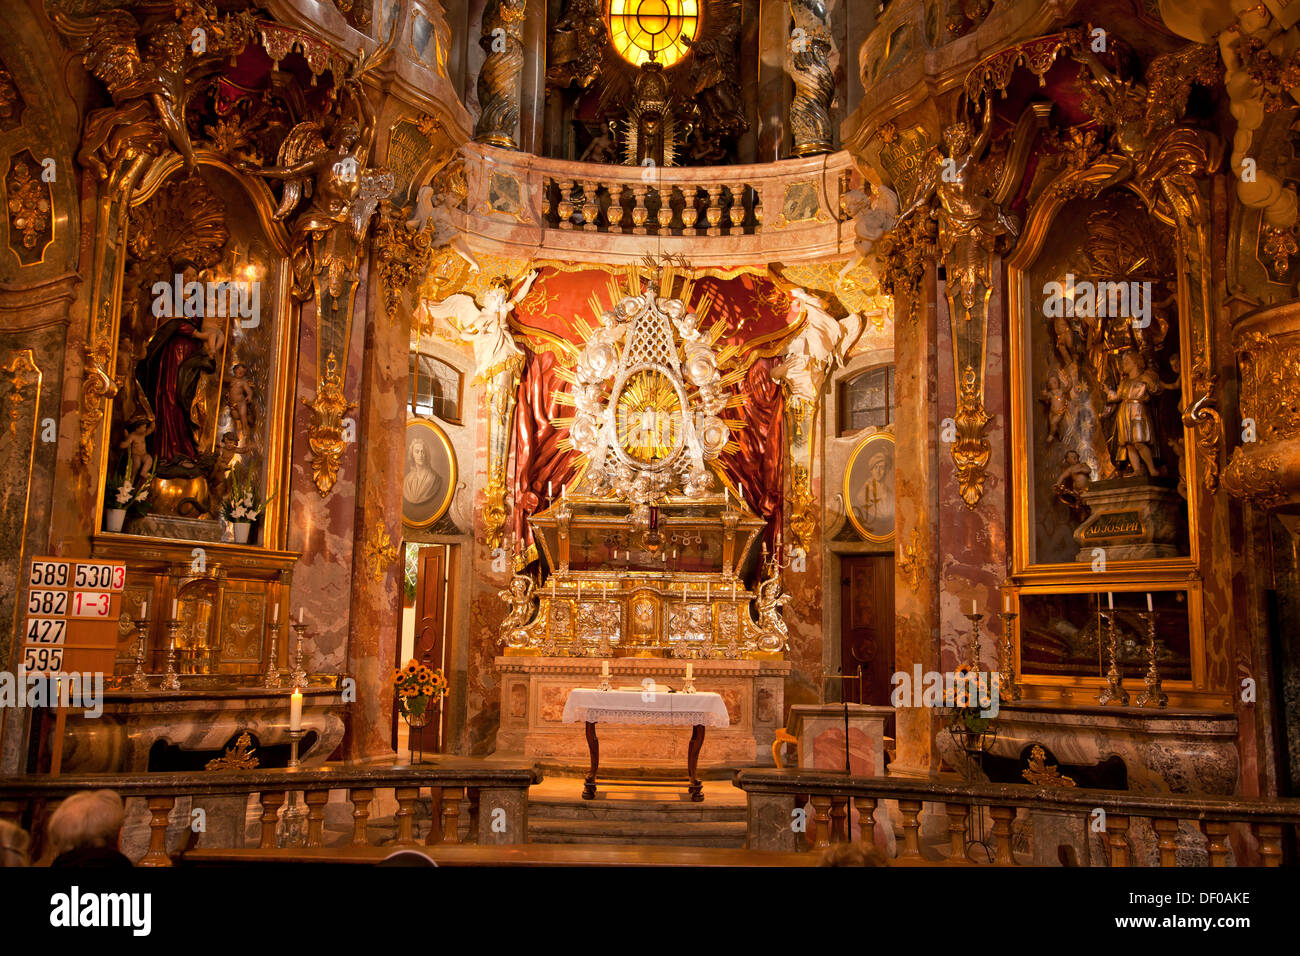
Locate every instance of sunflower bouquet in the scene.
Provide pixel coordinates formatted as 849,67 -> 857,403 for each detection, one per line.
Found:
393,659 -> 448,722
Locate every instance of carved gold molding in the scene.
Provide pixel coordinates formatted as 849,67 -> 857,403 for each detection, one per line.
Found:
364,500 -> 399,583
952,364 -> 992,508
3,350 -> 40,435
304,352 -> 356,496
787,463 -> 815,553
896,527 -> 922,592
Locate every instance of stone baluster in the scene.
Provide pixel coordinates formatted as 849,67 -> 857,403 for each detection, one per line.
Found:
1151,817 -> 1180,866
752,187 -> 764,231
442,787 -> 465,843
544,178 -> 557,225
140,796 -> 175,867
580,180 -> 600,232
809,795 -> 832,849
258,791 -> 285,849
556,179 -> 575,230
897,799 -> 923,857
990,805 -> 1018,865
1106,813 -> 1131,867
704,185 -> 724,237
680,187 -> 700,234
350,788 -> 373,846
1201,820 -> 1231,866
945,803 -> 969,859
394,786 -> 420,844
1256,823 -> 1283,866
829,795 -> 848,842
606,184 -> 626,231
426,788 -> 444,845
656,187 -> 675,232
630,184 -> 650,235
304,790 -> 328,847
853,796 -> 877,850
728,184 -> 747,231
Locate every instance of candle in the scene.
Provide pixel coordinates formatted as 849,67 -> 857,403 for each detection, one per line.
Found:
290,688 -> 303,731
1146,592 -> 1153,613
548,481 -> 553,498
562,484 -> 567,499
725,487 -> 730,505
706,583 -> 710,601
272,603 -> 279,623
601,660 -> 609,677
1107,592 -> 1114,610
732,582 -> 737,601
1003,593 -> 1011,614
970,600 -> 976,616
171,599 -> 178,618
298,607 -> 304,625
140,600 -> 148,619
685,663 -> 693,680
739,483 -> 744,500
577,581 -> 582,601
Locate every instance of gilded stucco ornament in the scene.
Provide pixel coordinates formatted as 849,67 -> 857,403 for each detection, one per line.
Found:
304,353 -> 355,497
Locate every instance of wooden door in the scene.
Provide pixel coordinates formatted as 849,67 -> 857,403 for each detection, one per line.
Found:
840,555 -> 895,719
399,546 -> 453,753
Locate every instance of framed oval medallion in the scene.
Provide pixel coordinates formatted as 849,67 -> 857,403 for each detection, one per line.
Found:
844,431 -> 895,544
403,418 -> 457,528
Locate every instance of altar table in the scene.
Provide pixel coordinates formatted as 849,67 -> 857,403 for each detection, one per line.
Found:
561,689 -> 730,801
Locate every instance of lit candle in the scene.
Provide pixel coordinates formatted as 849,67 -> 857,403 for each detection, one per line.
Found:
1146,592 -> 1153,613
685,663 -> 693,680
290,688 -> 303,731
601,660 -> 609,677
1107,592 -> 1114,610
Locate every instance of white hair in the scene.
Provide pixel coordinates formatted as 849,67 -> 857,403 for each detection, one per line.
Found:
47,789 -> 125,856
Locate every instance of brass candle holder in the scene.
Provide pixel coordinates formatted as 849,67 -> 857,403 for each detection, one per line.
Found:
1135,608 -> 1168,708
263,621 -> 282,689
1097,609 -> 1129,706
278,727 -> 308,848
160,618 -> 182,691
963,609 -> 984,672
997,610 -> 1022,702
130,617 -> 150,691
289,621 -> 308,688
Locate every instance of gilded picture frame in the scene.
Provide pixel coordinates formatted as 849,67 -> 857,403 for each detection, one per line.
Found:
403,418 -> 457,528
843,431 -> 895,544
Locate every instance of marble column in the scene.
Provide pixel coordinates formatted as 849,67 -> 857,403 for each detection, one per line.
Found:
342,268 -> 408,763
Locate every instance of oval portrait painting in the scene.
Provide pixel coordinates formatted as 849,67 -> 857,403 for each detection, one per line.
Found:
403,419 -> 457,528
844,431 -> 895,544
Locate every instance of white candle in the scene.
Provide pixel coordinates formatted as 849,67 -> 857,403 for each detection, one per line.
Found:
1003,593 -> 1011,614
290,689 -> 303,731
739,483 -> 745,500
272,603 -> 279,623
685,663 -> 693,680
548,481 -> 553,497
970,600 -> 976,616
732,582 -> 737,601
725,487 -> 730,505
562,484 -> 567,499
1146,592 -> 1153,612
298,607 -> 304,625
577,581 -> 582,601
601,660 -> 609,677
1107,592 -> 1114,610
171,599 -> 178,618
140,600 -> 148,619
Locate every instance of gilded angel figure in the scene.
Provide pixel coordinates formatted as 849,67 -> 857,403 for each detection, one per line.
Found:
419,271 -> 538,384
497,573 -> 538,648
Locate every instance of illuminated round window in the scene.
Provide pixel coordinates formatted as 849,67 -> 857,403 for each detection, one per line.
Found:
607,0 -> 701,68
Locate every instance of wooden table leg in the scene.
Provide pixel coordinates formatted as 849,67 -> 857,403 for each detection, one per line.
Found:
687,724 -> 705,802
583,721 -> 599,800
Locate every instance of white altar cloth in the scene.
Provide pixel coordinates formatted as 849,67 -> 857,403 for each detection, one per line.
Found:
561,689 -> 730,728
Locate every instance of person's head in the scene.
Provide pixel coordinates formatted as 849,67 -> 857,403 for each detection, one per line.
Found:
943,120 -> 971,156
47,789 -> 125,857
221,430 -> 238,448
1065,450 -> 1080,464
1121,349 -> 1143,375
125,417 -> 149,436
869,452 -> 889,482
0,819 -> 30,867
1047,374 -> 1059,389
231,363 -> 247,378
410,439 -> 428,466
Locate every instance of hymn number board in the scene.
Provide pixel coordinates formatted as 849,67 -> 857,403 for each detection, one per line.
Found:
24,558 -> 125,676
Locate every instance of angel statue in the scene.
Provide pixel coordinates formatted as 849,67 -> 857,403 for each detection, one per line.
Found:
406,160 -> 481,273
838,184 -> 899,280
421,271 -> 539,385
771,288 -> 863,405
898,96 -> 1018,319
497,573 -> 538,648
238,38 -> 396,297
753,558 -> 791,654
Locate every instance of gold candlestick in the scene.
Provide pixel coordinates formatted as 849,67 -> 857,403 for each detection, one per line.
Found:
130,618 -> 150,691
1135,609 -> 1168,708
997,611 -> 1021,702
963,610 -> 984,672
263,622 -> 282,689
1097,610 -> 1129,706
289,622 -> 308,687
160,619 -> 181,691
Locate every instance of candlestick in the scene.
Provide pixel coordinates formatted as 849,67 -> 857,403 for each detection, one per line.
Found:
996,609 -> 1021,702
1097,609 -> 1129,706
263,620 -> 282,689
290,621 -> 308,688
161,617 -> 181,691
682,660 -> 696,693
130,616 -> 150,691
279,728 -> 307,847
963,606 -> 984,672
1136,605 -> 1168,708
601,660 -> 609,677
290,688 -> 303,731
685,662 -> 693,679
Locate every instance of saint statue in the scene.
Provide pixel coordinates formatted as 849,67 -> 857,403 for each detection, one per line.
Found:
771,288 -> 863,404
418,271 -> 538,384
1104,350 -> 1165,478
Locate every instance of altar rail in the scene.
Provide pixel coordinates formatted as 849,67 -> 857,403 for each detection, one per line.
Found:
458,143 -> 858,267
733,769 -> 1300,866
0,760 -> 541,865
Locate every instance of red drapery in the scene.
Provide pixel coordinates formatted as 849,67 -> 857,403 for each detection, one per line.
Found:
512,349 -> 579,554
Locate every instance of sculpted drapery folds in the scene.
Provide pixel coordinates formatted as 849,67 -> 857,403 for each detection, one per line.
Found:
720,358 -> 785,548
513,350 -> 581,555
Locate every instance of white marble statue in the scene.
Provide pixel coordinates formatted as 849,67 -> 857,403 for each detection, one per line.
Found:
771,288 -> 864,404
419,270 -> 538,383
839,184 -> 899,280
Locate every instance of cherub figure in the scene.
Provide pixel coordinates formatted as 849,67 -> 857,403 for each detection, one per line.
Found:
838,184 -> 899,280
578,125 -> 617,164
195,311 -> 225,359
753,558 -> 791,653
419,271 -> 538,383
1053,449 -> 1093,523
497,573 -> 538,648
119,416 -> 155,483
1040,374 -> 1069,444
209,430 -> 248,504
406,161 -> 481,272
225,363 -> 254,443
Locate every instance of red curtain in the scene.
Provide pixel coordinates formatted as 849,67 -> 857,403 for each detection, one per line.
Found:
512,349 -> 579,553
718,356 -> 784,547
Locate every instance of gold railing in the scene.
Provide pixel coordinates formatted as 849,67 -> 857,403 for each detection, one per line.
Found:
734,769 -> 1300,866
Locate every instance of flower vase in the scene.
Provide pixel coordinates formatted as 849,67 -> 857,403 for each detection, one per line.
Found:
105,509 -> 127,533
232,521 -> 251,544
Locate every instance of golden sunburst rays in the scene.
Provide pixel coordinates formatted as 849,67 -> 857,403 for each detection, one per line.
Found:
616,368 -> 682,463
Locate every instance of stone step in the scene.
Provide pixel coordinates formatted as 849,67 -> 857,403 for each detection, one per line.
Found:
528,817 -> 748,848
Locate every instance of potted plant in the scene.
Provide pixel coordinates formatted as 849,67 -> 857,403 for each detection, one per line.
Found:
105,460 -> 152,532
220,464 -> 273,544
393,659 -> 448,764
946,665 -> 997,756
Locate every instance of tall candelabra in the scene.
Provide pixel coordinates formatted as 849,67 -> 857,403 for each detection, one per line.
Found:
1135,608 -> 1168,708
1097,609 -> 1129,706
130,617 -> 150,691
963,608 -> 984,672
997,609 -> 1022,702
160,617 -> 182,691
263,621 -> 282,689
289,621 -> 308,688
